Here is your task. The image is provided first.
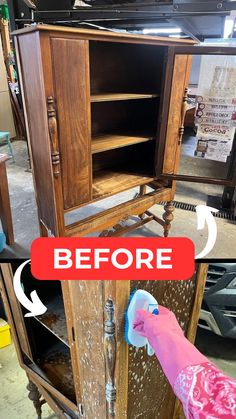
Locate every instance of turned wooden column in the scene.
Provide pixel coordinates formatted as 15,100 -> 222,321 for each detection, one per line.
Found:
163,201 -> 175,237
26,379 -> 43,419
104,298 -> 117,418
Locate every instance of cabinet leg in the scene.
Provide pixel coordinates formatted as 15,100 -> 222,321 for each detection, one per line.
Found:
27,379 -> 42,419
163,201 -> 175,237
139,185 -> 147,220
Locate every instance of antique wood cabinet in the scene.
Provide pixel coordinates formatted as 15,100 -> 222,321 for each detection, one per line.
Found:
11,25 -> 235,238
0,263 -> 207,419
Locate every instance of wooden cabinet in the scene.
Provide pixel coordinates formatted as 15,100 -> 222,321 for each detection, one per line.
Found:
12,25 -> 236,238
0,262 -> 207,419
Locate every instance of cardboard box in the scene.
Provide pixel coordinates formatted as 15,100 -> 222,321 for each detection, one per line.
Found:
0,318 -> 11,348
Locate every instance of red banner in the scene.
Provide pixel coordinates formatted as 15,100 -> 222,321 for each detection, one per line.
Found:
31,237 -> 194,281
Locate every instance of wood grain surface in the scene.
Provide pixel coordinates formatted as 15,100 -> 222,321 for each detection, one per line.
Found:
103,281 -> 130,419
16,32 -> 60,236
66,281 -> 106,419
0,158 -> 14,244
93,170 -> 154,199
39,32 -> 66,236
38,341 -> 76,403
127,269 -> 206,418
91,93 -> 159,102
162,54 -> 191,175
12,24 -> 196,46
0,263 -> 33,359
61,282 -> 82,407
36,295 -> 69,347
90,42 -> 165,96
66,189 -> 172,236
51,37 -> 92,210
92,134 -> 154,155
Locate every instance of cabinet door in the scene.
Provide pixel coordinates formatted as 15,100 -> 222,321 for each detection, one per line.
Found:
66,281 -> 107,418
157,45 -> 236,187
127,265 -> 207,419
101,266 -> 207,419
0,263 -> 32,360
51,37 -> 92,210
15,32 -> 62,237
0,262 -> 81,415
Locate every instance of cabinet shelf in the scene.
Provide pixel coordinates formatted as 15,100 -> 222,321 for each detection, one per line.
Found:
91,93 -> 159,103
91,134 -> 155,154
93,169 -> 154,199
38,342 -> 76,402
36,296 -> 69,347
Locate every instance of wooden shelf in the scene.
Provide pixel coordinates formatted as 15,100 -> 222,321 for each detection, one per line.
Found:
92,134 -> 154,154
36,296 -> 69,347
39,342 -> 76,402
93,170 -> 154,199
91,93 -> 159,103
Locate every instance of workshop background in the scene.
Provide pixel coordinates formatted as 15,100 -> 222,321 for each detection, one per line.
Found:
0,1 -> 236,419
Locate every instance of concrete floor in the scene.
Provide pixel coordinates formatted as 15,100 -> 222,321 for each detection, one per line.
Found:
195,328 -> 236,380
0,343 -> 57,419
0,328 -> 235,419
0,136 -> 235,417
0,138 -> 235,258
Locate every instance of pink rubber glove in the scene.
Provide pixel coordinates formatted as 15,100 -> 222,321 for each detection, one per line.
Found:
133,306 -> 208,387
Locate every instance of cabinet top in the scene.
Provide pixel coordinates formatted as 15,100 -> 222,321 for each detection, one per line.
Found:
12,24 -> 196,46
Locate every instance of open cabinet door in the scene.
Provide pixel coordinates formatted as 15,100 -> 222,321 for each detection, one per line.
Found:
157,45 -> 236,187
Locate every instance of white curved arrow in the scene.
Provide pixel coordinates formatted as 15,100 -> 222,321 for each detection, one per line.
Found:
195,205 -> 219,259
13,260 -> 47,317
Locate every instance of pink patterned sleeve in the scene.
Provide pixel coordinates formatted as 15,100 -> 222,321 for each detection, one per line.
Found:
173,362 -> 236,419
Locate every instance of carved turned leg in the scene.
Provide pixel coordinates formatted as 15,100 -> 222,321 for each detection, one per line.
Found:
163,201 -> 175,237
27,379 -> 42,419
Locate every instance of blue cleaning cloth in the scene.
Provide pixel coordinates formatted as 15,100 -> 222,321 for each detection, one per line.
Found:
0,232 -> 6,253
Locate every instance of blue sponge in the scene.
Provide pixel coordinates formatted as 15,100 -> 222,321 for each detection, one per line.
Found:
124,289 -> 159,355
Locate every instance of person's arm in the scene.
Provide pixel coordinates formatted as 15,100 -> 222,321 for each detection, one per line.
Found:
133,307 -> 236,419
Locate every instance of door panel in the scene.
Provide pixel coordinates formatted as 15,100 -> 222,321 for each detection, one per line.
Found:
127,265 -> 207,418
0,264 -> 33,360
160,54 -> 192,175
51,38 -> 92,210
16,32 -> 60,236
66,280 -> 106,418
160,46 -> 236,187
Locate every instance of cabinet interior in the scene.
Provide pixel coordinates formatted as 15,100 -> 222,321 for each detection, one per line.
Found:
17,265 -> 75,402
89,41 -> 166,199
28,319 -> 76,403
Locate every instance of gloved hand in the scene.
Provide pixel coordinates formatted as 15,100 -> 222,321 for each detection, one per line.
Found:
133,305 -> 184,338
133,306 -> 208,387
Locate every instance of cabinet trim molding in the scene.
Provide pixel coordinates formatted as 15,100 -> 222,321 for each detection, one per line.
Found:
47,96 -> 60,178
178,87 -> 188,145
104,298 -> 117,417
